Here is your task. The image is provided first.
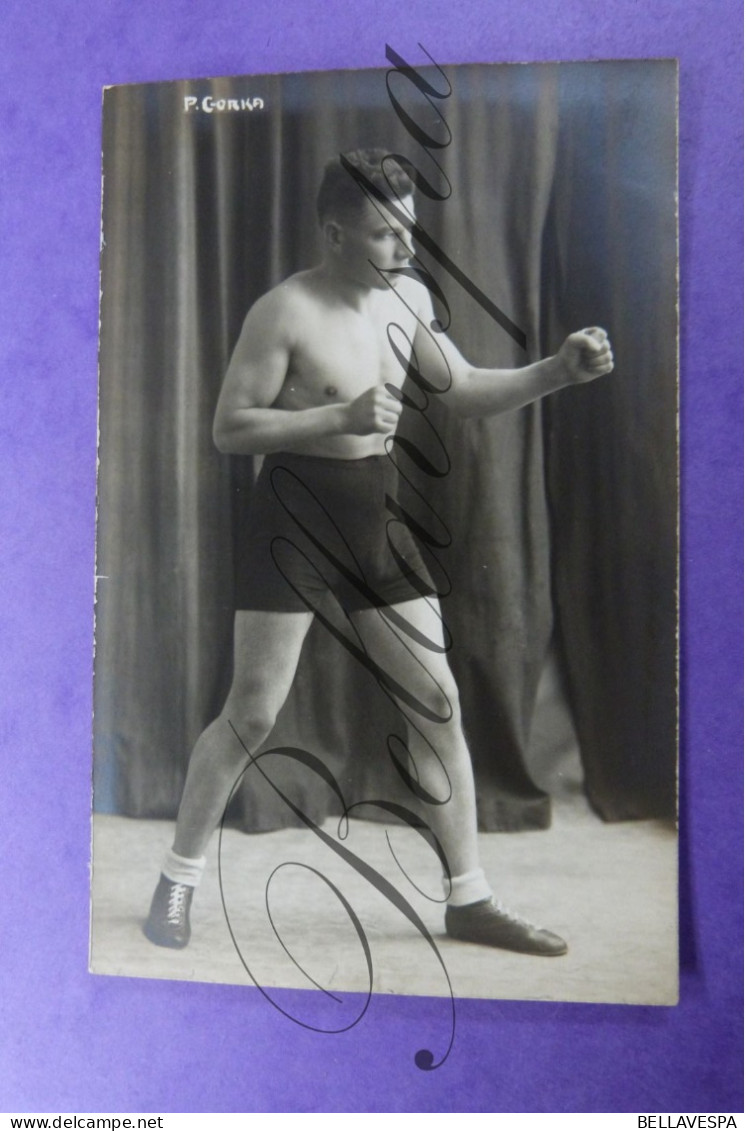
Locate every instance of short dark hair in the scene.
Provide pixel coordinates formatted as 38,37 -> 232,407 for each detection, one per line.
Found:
316,148 -> 414,225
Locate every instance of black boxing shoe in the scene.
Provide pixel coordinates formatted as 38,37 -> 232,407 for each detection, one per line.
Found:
143,874 -> 194,949
445,897 -> 568,956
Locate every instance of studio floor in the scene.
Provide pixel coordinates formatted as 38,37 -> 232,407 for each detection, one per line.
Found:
90,800 -> 678,1007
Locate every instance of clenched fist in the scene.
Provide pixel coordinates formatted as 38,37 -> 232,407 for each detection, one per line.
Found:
557,327 -> 615,385
344,383 -> 404,435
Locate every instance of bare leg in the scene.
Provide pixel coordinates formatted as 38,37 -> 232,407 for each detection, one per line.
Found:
350,597 -> 479,879
144,609 -> 313,948
149,598 -> 565,955
172,609 -> 314,859
350,597 -> 567,955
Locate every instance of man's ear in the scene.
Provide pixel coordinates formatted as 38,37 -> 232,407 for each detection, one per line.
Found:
322,219 -> 343,251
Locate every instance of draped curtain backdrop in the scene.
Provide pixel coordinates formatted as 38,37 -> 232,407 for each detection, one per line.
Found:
95,62 -> 677,831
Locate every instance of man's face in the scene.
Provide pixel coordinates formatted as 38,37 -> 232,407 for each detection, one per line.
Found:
333,194 -> 415,289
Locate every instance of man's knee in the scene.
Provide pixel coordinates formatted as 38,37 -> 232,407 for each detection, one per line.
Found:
410,669 -> 461,725
221,680 -> 282,747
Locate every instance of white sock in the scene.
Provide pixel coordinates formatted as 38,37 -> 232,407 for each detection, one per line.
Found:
163,848 -> 206,888
444,867 -> 493,907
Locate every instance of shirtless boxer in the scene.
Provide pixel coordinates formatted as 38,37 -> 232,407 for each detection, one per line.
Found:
144,148 -> 614,955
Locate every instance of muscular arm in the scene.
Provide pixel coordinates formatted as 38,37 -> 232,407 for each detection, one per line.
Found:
410,292 -> 614,418
212,289 -> 349,455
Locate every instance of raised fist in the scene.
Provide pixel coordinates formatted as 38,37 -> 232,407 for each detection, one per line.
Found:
344,383 -> 404,435
557,327 -> 615,385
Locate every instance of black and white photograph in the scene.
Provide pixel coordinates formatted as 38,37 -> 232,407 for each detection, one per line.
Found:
91,57 -> 678,1008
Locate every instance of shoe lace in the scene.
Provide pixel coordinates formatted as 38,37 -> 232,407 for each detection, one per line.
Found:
166,882 -> 189,924
492,898 -> 534,929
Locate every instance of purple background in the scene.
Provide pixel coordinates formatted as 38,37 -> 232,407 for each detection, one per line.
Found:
1,0 -> 742,1114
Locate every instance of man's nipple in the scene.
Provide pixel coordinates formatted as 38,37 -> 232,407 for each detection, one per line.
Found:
324,384 -> 338,397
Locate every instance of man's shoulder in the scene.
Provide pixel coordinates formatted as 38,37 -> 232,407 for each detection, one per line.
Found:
250,272 -> 312,314
240,274 -> 318,345
391,273 -> 432,319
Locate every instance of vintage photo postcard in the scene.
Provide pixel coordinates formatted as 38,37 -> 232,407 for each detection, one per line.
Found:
91,56 -> 679,1025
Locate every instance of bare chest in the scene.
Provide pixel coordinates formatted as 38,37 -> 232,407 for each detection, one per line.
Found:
277,298 -> 419,407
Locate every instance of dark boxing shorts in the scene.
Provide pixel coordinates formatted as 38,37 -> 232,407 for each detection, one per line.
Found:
234,452 -> 436,613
